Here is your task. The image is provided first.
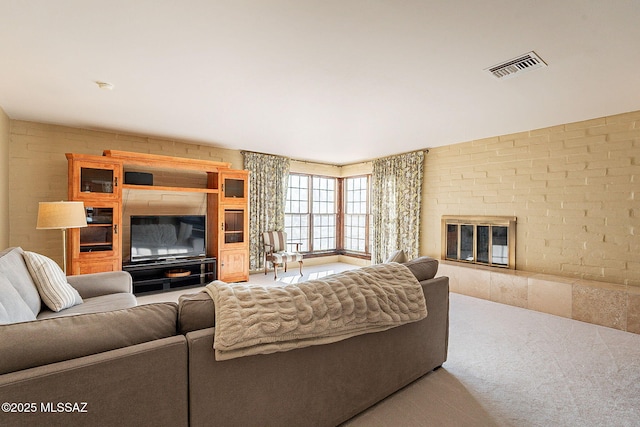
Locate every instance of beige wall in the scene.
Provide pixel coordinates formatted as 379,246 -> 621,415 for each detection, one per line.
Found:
7,110 -> 640,290
0,107 -> 9,248
290,159 -> 340,177
340,161 -> 372,177
6,120 -> 369,265
290,159 -> 372,177
422,110 -> 640,287
8,120 -> 243,265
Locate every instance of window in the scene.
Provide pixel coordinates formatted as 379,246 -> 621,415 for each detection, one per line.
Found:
344,176 -> 370,253
285,173 -> 371,256
284,174 -> 310,251
285,174 -> 336,252
312,176 -> 336,250
442,216 -> 516,269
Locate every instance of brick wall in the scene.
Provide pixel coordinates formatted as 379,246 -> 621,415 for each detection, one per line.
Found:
8,121 -> 243,266
422,110 -> 640,287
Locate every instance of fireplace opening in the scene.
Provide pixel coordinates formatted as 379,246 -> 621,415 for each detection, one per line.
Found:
442,216 -> 516,269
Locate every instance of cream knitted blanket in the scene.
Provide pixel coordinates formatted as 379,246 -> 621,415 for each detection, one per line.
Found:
204,263 -> 427,361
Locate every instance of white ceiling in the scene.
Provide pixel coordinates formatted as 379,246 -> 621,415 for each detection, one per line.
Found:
1,1 -> 639,165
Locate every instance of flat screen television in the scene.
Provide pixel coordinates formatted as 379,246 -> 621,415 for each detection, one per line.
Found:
129,215 -> 206,263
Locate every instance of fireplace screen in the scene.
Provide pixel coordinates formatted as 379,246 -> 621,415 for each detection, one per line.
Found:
442,216 -> 516,269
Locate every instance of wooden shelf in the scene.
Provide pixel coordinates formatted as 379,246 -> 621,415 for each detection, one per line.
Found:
104,150 -> 232,172
67,150 -> 248,283
122,184 -> 219,193
123,257 -> 217,294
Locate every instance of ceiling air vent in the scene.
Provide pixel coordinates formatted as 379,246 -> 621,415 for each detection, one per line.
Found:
485,51 -> 547,80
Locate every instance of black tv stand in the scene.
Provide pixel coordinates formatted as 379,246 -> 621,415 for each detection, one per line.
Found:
123,257 -> 216,295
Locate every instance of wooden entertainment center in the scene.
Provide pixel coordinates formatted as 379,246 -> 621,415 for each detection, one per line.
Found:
66,150 -> 249,292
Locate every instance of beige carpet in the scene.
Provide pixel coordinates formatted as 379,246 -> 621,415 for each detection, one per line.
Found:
344,292 -> 640,427
138,264 -> 640,426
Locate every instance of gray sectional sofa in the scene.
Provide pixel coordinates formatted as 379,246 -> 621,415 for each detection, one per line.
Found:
0,247 -> 188,426
0,249 -> 449,427
179,256 -> 450,427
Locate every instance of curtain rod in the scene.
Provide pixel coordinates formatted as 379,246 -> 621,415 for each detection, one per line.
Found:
241,150 -> 343,167
241,149 -> 429,167
357,148 -> 429,164
240,150 -> 291,160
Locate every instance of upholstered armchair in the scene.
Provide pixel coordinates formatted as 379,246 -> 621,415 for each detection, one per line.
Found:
262,231 -> 303,279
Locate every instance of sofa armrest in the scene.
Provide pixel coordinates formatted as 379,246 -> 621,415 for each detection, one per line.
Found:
67,271 -> 133,299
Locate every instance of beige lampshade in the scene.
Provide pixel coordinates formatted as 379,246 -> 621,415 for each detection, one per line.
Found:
36,201 -> 88,229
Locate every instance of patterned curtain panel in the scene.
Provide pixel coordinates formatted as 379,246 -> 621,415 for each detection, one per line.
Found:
243,151 -> 290,271
371,151 -> 425,264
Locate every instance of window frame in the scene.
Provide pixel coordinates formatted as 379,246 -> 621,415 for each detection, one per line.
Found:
284,173 -> 372,259
342,175 -> 371,256
285,173 -> 338,254
284,174 -> 311,253
310,175 -> 338,252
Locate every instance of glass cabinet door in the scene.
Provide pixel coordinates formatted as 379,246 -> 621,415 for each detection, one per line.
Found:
220,171 -> 248,202
68,201 -> 121,275
224,209 -> 245,244
81,167 -> 115,194
224,178 -> 244,198
80,206 -> 116,252
69,157 -> 121,200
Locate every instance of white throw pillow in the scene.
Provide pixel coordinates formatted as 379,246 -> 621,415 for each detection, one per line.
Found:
22,251 -> 83,312
384,249 -> 408,264
0,273 -> 37,324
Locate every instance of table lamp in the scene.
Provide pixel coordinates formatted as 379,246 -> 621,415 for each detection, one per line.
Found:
36,201 -> 88,275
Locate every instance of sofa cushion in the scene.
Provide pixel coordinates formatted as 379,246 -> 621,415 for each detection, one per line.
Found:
178,291 -> 215,334
404,256 -> 439,282
23,251 -> 83,312
37,292 -> 138,320
0,247 -> 41,315
0,302 -> 179,375
0,273 -> 37,324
